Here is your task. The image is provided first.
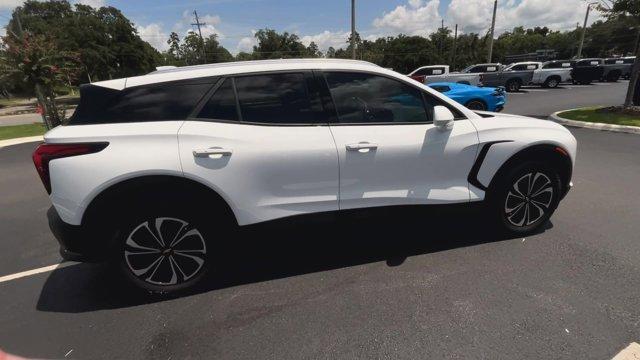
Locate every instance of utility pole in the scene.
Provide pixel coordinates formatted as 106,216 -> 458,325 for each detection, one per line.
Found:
351,0 -> 356,59
451,24 -> 458,70
191,10 -> 207,63
576,3 -> 592,59
487,0 -> 497,63
633,27 -> 640,56
440,19 -> 444,57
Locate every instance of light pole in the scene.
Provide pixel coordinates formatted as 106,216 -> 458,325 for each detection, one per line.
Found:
576,2 -> 598,59
487,0 -> 497,63
351,0 -> 356,59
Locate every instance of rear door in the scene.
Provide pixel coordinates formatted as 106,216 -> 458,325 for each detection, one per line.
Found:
178,72 -> 339,226
321,71 -> 478,210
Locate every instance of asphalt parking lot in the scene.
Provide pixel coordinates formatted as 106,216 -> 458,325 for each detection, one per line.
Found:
1,81 -> 639,359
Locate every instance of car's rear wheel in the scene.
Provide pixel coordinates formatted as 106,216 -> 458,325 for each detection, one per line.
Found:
114,205 -> 220,294
543,76 -> 560,88
465,99 -> 487,111
489,162 -> 561,234
505,79 -> 521,92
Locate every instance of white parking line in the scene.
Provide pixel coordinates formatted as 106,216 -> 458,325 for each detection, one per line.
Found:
592,83 -> 613,86
0,262 -> 77,283
523,89 -> 549,92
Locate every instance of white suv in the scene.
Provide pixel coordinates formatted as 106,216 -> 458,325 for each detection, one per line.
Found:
34,59 -> 577,293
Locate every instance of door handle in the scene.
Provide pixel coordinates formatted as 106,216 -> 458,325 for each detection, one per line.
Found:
192,147 -> 233,157
346,142 -> 378,152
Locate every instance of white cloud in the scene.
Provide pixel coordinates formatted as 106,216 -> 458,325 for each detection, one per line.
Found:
446,0 -> 602,35
74,0 -> 105,8
173,10 -> 224,40
236,33 -> 257,54
0,0 -> 23,9
370,0 -> 602,39
372,0 -> 442,37
137,23 -> 168,51
300,30 -> 350,51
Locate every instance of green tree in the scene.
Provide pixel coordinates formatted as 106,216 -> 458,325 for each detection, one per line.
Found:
0,33 -> 81,128
251,28 -> 307,59
6,0 -> 159,82
598,0 -> 640,106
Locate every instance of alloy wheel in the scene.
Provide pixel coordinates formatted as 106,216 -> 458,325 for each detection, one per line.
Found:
548,78 -> 558,87
124,217 -> 207,286
504,172 -> 554,227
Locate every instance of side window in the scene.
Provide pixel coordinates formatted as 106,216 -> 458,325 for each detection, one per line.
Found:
486,66 -> 498,72
324,72 -> 428,124
511,65 -> 525,71
469,66 -> 483,73
414,68 -> 431,76
69,80 -> 213,125
234,73 -> 315,124
432,67 -> 445,75
197,78 -> 238,121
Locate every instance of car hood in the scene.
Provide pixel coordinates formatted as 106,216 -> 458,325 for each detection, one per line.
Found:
471,111 -> 571,133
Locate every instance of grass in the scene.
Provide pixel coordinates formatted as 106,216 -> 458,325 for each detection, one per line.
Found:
558,107 -> 640,127
0,123 -> 47,141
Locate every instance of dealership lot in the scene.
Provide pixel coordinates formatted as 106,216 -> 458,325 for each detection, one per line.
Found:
1,81 -> 639,359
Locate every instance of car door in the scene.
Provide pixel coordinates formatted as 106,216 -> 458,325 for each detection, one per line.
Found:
321,71 -> 479,210
178,72 -> 339,226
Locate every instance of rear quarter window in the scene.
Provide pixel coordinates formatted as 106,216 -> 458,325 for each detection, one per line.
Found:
69,79 -> 215,125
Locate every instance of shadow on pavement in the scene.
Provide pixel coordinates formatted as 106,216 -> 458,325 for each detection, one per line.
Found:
36,205 -> 552,313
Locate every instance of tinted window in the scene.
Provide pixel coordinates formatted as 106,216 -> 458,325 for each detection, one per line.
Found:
414,68 -> 431,76
69,80 -> 213,125
234,73 -> 314,124
623,58 -> 635,64
429,85 -> 450,93
197,78 -> 238,121
469,66 -> 484,73
324,72 -> 428,124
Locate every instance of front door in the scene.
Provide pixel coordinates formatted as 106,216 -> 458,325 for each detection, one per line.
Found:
321,71 -> 478,210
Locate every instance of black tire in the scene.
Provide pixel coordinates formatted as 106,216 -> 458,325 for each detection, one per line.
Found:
579,79 -> 592,85
465,99 -> 487,111
606,71 -> 621,82
112,202 -> 224,294
505,79 -> 521,92
543,76 -> 560,88
488,162 -> 562,235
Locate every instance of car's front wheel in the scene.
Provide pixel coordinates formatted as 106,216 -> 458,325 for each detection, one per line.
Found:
465,99 -> 487,111
505,79 -> 521,92
114,207 -> 218,294
489,162 -> 561,234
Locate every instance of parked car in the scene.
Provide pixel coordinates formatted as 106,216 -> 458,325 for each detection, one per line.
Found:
503,61 -> 571,88
619,56 -> 636,79
408,65 -> 482,86
571,59 -> 604,85
479,64 -> 534,92
603,57 -> 633,81
35,58 -> 577,293
428,82 -> 506,112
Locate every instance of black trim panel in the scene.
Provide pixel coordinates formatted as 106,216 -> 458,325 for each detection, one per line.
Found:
467,140 -> 513,191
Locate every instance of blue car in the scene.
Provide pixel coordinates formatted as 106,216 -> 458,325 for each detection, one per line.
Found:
428,82 -> 506,112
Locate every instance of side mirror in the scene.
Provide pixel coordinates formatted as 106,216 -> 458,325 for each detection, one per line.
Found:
433,105 -> 454,131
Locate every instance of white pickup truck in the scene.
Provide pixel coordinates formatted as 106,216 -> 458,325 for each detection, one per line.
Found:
503,61 -> 572,88
408,65 -> 483,86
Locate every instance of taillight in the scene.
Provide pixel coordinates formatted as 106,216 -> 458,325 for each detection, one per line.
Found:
32,142 -> 108,194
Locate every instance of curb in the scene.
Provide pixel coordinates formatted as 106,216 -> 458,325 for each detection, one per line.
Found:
0,135 -> 44,149
549,109 -> 640,135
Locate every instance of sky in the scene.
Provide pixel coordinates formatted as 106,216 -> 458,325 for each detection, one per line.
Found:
0,0 -> 603,54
